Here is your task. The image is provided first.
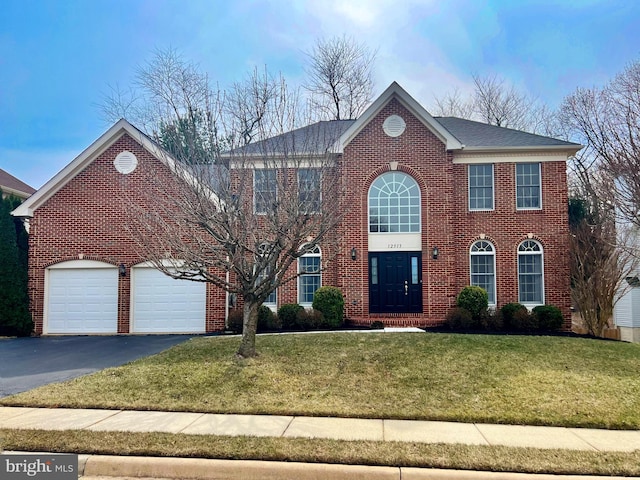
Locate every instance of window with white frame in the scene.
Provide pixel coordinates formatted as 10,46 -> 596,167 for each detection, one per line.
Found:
298,168 -> 321,213
516,163 -> 541,209
468,164 -> 494,210
518,240 -> 544,305
254,169 -> 276,214
298,245 -> 321,305
369,172 -> 420,233
470,240 -> 496,305
257,243 -> 276,306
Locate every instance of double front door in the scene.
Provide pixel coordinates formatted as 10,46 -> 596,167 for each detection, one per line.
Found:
369,252 -> 422,313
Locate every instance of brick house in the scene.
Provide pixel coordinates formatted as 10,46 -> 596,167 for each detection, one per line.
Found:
13,82 -> 581,335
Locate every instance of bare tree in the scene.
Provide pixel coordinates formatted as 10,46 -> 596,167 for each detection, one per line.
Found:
101,47 -> 223,164
123,68 -> 345,358
303,35 -> 376,120
432,74 -> 556,134
569,196 -> 638,337
561,60 -> 640,233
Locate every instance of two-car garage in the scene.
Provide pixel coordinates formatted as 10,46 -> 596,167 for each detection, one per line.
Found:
46,260 -> 206,335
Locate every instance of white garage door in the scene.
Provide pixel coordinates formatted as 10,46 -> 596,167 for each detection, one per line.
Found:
47,265 -> 118,334
131,267 -> 206,333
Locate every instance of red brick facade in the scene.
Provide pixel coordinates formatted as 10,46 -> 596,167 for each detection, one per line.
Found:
26,133 -> 226,334
21,84 -> 574,334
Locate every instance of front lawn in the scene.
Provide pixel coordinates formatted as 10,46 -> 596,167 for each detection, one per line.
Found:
3,332 -> 640,429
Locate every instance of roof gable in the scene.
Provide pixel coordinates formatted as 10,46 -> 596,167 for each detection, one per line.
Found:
337,82 -> 464,152
12,119 -> 198,217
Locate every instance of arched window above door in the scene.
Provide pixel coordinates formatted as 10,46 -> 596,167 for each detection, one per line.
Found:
368,172 -> 421,233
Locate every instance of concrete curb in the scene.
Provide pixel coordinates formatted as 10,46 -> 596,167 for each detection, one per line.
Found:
76,454 -> 640,480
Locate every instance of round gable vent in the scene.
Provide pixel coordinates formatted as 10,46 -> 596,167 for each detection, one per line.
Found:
382,115 -> 406,138
114,151 -> 138,174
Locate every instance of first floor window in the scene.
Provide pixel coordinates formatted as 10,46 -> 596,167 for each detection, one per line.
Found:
299,245 -> 321,305
470,240 -> 496,305
518,240 -> 544,304
256,243 -> 276,306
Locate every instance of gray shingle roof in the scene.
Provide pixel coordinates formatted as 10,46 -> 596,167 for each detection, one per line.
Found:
434,117 -> 580,149
230,120 -> 355,156
231,116 -> 579,156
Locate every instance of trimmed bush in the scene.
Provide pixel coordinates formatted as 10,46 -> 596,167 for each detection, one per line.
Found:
446,307 -> 475,330
257,305 -> 280,332
480,309 -> 504,331
533,305 -> 564,331
501,302 -> 527,330
278,303 -> 304,331
296,308 -> 325,330
510,308 -> 538,332
312,286 -> 344,329
370,320 -> 385,330
456,286 -> 488,319
227,309 -> 243,334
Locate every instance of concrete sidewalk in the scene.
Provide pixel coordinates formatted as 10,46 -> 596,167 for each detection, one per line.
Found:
1,406 -> 640,452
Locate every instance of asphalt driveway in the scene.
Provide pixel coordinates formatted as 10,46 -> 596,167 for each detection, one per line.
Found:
0,335 -> 195,398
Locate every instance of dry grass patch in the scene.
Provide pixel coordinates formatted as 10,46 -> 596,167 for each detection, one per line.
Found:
3,333 -> 640,428
1,429 -> 639,477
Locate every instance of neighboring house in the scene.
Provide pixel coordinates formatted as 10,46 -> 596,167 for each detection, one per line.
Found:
613,220 -> 640,342
615,273 -> 640,342
0,168 -> 36,200
13,82 -> 581,335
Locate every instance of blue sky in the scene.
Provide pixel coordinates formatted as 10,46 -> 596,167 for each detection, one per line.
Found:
1,0 -> 639,188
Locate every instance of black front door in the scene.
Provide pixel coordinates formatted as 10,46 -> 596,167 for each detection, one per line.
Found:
369,252 -> 422,313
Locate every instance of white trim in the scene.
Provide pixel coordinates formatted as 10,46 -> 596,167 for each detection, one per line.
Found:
469,240 -> 497,306
468,164 -> 495,212
367,171 -> 422,235
336,82 -> 464,153
517,240 -> 545,307
254,168 -> 277,215
453,151 -> 570,164
11,119 -> 220,218
298,244 -> 322,306
516,162 -> 542,211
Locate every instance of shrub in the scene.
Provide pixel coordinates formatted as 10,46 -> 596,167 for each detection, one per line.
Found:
446,307 -> 475,330
312,286 -> 344,329
278,303 -> 304,331
533,305 -> 564,331
296,308 -> 325,330
370,320 -> 385,329
480,309 -> 504,331
510,308 -> 538,332
257,305 -> 280,332
501,302 -> 527,330
227,309 -> 243,334
456,286 -> 488,319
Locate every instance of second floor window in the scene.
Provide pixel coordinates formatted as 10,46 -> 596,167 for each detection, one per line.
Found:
369,172 -> 421,233
298,168 -> 321,213
254,169 -> 277,214
469,164 -> 494,210
516,163 -> 541,210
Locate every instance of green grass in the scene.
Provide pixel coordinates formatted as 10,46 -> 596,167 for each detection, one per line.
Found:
2,429 -> 640,476
3,332 -> 640,429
